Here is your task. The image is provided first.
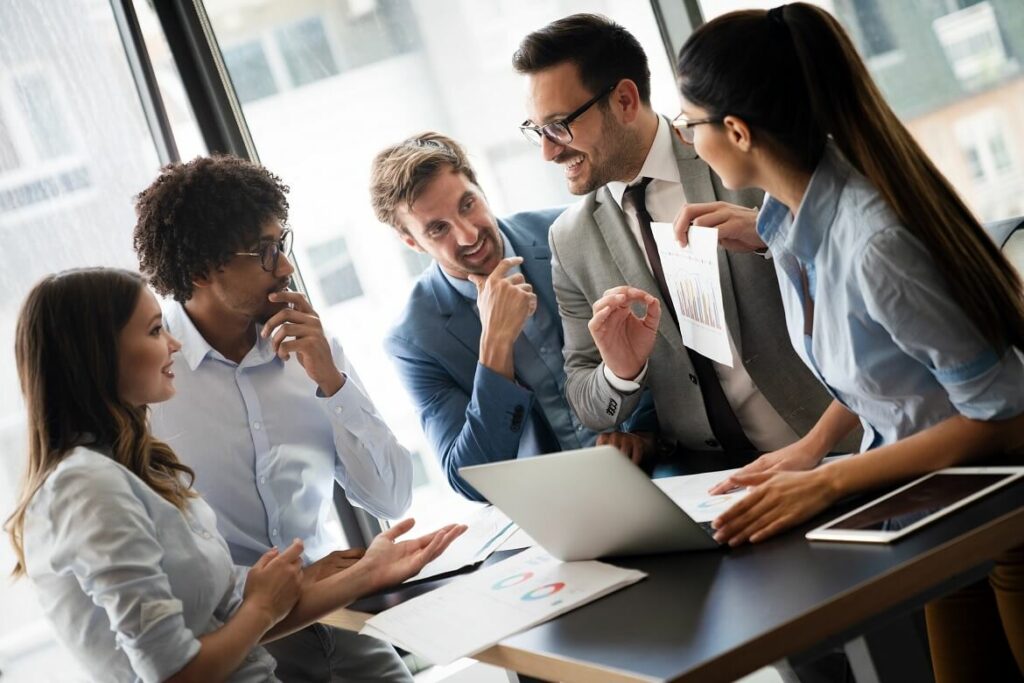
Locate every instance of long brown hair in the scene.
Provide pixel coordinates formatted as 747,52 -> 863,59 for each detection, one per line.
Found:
5,268 -> 195,576
676,3 -> 1024,350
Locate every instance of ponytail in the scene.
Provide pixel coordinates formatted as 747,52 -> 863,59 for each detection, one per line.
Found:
678,3 -> 1024,350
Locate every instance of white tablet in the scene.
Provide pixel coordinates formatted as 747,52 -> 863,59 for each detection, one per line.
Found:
806,467 -> 1024,543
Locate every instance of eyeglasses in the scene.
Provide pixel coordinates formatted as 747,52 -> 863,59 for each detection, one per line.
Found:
234,228 -> 293,272
519,83 -> 617,147
671,112 -> 723,144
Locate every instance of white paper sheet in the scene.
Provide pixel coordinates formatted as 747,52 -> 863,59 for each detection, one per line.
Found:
406,505 -> 520,582
651,223 -> 734,367
362,546 -> 646,665
653,468 -> 749,523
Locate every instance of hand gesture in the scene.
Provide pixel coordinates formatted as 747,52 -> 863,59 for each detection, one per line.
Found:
674,201 -> 764,252
244,539 -> 305,625
711,468 -> 840,546
360,518 -> 467,591
708,437 -> 826,495
597,431 -> 656,466
261,291 -> 344,396
589,286 -> 660,381
468,257 -> 537,344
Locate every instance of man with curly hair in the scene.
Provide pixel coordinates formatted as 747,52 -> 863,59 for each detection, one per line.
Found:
134,155 -> 414,682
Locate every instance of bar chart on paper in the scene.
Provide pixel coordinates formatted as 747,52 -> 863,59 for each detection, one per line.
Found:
652,224 -> 734,366
675,272 -> 723,330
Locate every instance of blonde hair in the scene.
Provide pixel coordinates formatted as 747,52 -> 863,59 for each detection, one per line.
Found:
369,132 -> 480,232
6,268 -> 195,577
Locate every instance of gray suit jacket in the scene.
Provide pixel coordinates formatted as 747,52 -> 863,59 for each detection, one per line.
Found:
549,128 -> 855,453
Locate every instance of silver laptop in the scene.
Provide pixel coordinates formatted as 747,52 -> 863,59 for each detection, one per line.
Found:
459,445 -> 720,561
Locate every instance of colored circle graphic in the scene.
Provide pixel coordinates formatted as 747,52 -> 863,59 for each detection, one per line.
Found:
521,582 -> 566,601
492,571 -> 534,590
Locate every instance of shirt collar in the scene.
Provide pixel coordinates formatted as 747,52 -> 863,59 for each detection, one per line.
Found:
440,229 -> 516,302
757,143 -> 851,263
164,299 -> 273,371
607,115 -> 682,208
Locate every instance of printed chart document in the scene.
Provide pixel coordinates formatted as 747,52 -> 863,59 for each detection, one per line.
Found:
651,223 -> 734,367
362,546 -> 646,665
653,468 -> 748,523
407,505 -> 521,582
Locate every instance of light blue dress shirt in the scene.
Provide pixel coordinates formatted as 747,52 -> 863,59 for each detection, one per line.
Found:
441,230 -> 595,456
23,447 -> 278,682
150,302 -> 412,567
758,144 -> 1024,451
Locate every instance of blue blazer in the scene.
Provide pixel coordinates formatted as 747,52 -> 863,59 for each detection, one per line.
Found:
385,209 -> 655,500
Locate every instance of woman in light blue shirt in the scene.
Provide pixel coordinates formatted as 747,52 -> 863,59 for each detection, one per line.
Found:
4,268 -> 464,682
671,4 -> 1024,680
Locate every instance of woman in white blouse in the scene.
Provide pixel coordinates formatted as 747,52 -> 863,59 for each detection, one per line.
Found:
4,268 -> 464,682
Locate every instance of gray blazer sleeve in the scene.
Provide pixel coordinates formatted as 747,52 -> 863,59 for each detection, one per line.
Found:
548,216 -> 645,431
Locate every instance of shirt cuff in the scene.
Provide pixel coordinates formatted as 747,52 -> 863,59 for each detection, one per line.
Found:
602,362 -> 648,393
319,372 -> 369,427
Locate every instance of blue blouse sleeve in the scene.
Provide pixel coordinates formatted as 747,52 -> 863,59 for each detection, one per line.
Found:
37,461 -> 201,682
856,226 -> 1024,420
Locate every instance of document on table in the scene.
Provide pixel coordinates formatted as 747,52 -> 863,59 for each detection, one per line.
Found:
407,505 -> 521,582
651,223 -> 734,367
653,468 -> 749,523
362,546 -> 646,665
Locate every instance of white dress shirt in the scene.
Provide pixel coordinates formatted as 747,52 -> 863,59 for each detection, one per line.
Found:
150,301 -> 412,567
604,116 -> 798,452
23,447 -> 278,682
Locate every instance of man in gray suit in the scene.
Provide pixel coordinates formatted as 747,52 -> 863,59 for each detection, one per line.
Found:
513,14 -> 855,472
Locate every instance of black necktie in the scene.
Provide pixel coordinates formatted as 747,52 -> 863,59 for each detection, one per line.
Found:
624,178 -> 755,453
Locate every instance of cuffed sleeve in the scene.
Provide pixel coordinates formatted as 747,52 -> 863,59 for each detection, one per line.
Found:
321,338 -> 413,519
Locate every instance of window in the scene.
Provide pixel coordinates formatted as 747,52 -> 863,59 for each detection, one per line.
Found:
204,0 -> 681,532
222,40 -> 279,103
306,234 -> 364,305
699,0 -> 1024,223
0,0 -> 195,677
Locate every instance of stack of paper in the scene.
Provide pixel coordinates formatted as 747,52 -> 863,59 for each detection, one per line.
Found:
362,546 -> 646,664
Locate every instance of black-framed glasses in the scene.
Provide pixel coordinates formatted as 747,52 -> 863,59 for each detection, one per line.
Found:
234,228 -> 293,272
519,83 -> 617,146
672,112 -> 724,144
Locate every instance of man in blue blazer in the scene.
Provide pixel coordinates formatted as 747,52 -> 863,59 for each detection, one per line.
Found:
371,132 -> 656,500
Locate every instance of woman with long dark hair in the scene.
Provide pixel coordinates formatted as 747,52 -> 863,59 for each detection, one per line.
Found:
5,268 -> 464,682
672,4 -> 1024,679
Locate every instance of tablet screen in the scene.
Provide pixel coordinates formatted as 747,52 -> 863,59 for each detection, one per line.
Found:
825,473 -> 1010,531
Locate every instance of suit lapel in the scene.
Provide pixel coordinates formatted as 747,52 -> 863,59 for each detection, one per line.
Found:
592,188 -> 685,352
426,264 -> 485,359
670,126 -> 744,357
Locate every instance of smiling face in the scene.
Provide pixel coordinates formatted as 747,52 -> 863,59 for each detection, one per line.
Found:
525,62 -> 641,195
678,98 -> 758,191
395,166 -> 503,279
117,287 -> 182,407
203,218 -> 296,324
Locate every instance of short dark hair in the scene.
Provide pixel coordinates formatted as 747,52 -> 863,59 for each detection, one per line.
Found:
512,13 -> 651,105
133,155 -> 289,303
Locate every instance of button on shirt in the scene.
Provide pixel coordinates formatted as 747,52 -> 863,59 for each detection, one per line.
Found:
758,144 -> 1024,451
23,448 -> 278,682
605,115 -> 798,451
150,302 -> 412,567
442,231 -> 595,454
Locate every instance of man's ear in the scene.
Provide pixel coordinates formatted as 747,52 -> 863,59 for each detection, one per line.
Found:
192,270 -> 213,290
722,115 -> 753,153
610,79 -> 644,125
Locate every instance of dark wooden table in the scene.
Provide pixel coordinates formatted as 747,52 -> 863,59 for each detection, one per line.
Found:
323,478 -> 1024,682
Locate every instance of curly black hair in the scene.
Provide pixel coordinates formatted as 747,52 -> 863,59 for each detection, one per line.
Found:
133,155 -> 290,303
